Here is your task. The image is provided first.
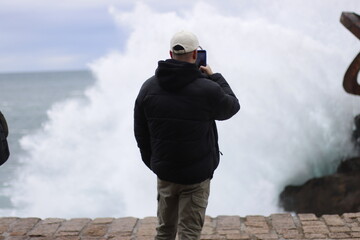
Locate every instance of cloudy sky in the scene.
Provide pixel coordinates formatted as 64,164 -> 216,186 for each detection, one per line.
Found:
1,0 -> 359,73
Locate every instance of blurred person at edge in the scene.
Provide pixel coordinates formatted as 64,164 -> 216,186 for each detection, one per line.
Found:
134,30 -> 240,240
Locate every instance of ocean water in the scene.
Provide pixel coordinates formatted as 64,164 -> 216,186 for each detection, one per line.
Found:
1,1 -> 360,218
0,71 -> 95,208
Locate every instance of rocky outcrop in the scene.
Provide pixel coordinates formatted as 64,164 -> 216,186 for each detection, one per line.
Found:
280,157 -> 360,217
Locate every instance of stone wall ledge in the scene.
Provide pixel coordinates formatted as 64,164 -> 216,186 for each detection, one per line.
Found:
1,212 -> 360,240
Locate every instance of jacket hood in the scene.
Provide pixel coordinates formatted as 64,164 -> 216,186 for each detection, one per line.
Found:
156,59 -> 202,91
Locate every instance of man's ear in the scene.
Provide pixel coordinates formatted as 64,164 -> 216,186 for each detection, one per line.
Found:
170,51 -> 173,59
192,50 -> 197,60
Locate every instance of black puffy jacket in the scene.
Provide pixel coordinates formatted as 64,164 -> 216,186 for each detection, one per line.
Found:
134,59 -> 240,184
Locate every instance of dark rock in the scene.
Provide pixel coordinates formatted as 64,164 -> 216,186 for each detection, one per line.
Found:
337,157 -> 360,174
280,158 -> 360,217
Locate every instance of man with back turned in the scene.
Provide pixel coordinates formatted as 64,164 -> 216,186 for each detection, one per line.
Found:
134,30 -> 240,240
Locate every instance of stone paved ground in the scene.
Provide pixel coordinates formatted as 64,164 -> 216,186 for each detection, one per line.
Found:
1,213 -> 360,240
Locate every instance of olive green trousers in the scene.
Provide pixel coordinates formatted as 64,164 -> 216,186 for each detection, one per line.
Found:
155,178 -> 210,240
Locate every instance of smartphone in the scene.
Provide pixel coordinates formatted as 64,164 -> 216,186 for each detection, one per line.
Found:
196,50 -> 207,67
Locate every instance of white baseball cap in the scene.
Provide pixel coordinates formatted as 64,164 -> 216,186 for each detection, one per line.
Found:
170,30 -> 199,54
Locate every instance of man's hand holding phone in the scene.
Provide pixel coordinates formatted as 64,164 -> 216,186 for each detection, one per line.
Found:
200,65 -> 214,76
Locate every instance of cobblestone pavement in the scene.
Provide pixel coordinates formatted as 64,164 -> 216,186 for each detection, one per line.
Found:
1,213 -> 360,240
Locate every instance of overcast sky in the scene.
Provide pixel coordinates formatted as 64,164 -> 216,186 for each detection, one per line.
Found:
1,0 -> 359,73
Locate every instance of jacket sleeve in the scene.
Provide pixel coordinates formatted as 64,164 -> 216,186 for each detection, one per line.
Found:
0,111 -> 9,137
134,88 -> 152,169
209,73 -> 240,120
